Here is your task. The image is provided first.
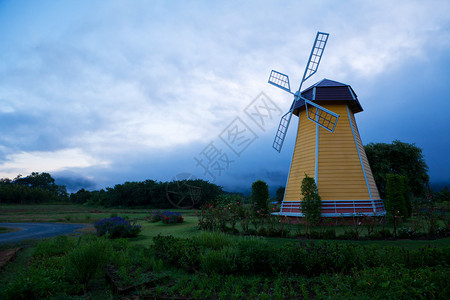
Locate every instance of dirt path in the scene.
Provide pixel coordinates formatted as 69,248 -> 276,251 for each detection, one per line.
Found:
0,247 -> 22,270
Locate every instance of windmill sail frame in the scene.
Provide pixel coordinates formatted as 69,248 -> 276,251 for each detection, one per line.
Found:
304,98 -> 339,132
269,31 -> 333,153
301,32 -> 329,84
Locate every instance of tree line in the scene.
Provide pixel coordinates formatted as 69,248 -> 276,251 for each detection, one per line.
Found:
0,172 -> 223,208
70,179 -> 223,208
0,172 -> 68,204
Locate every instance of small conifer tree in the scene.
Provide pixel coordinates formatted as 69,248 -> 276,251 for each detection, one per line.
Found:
301,174 -> 322,226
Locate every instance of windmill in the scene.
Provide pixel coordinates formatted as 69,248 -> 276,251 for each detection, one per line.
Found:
269,32 -> 385,217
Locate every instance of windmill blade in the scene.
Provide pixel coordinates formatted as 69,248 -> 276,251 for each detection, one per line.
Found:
304,99 -> 339,132
273,109 -> 294,152
268,70 -> 292,94
301,32 -> 329,84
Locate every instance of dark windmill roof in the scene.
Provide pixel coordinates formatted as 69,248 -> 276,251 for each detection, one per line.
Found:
293,79 -> 363,116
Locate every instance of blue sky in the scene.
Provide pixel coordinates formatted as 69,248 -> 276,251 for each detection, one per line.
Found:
0,0 -> 449,193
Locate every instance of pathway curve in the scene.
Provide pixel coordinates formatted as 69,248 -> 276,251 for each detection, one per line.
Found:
0,222 -> 89,244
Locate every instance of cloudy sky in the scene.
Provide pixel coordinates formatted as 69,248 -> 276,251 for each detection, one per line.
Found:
0,0 -> 449,194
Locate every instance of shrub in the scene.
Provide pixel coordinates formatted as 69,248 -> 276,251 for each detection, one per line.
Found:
148,210 -> 184,224
397,226 -> 418,239
161,211 -> 184,224
94,216 -> 141,238
192,231 -> 233,250
148,209 -> 164,222
65,237 -> 113,289
153,235 -> 201,271
236,237 -> 274,274
201,246 -> 238,274
372,228 -> 393,239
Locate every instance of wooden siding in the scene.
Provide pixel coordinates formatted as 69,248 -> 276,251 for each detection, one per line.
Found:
317,104 -> 370,200
348,110 -> 381,199
284,103 -> 379,203
284,110 -> 316,202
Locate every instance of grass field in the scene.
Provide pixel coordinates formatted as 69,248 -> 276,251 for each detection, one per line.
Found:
1,203 -> 448,249
0,203 -> 195,223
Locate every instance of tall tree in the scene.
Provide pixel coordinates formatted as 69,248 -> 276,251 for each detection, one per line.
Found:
14,172 -> 57,191
364,140 -> 429,198
275,186 -> 285,204
251,180 -> 269,215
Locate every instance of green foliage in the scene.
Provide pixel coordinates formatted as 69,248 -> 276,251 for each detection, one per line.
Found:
433,187 -> 450,203
275,186 -> 285,204
317,265 -> 449,299
109,245 -> 164,288
0,172 -> 67,204
235,237 -> 274,274
152,234 -> 450,279
2,229 -> 449,299
200,246 -> 238,274
197,201 -> 247,233
251,180 -> 269,215
385,173 -> 411,218
153,235 -> 201,271
69,179 -> 223,208
364,140 -> 429,198
33,235 -> 75,258
65,236 -> 113,288
301,174 -> 322,225
191,231 -> 233,250
2,236 -> 86,299
3,263 -> 75,299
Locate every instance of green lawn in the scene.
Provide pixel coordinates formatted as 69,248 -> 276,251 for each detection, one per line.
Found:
1,203 -> 448,250
0,203 -> 160,223
130,216 -> 201,246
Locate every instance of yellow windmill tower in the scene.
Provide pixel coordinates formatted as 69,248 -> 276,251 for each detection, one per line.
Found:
269,32 -> 385,217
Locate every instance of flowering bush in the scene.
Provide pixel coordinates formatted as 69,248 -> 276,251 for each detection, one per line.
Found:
197,202 -> 245,232
94,216 -> 141,238
148,210 -> 184,224
161,211 -> 184,224
148,209 -> 164,222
